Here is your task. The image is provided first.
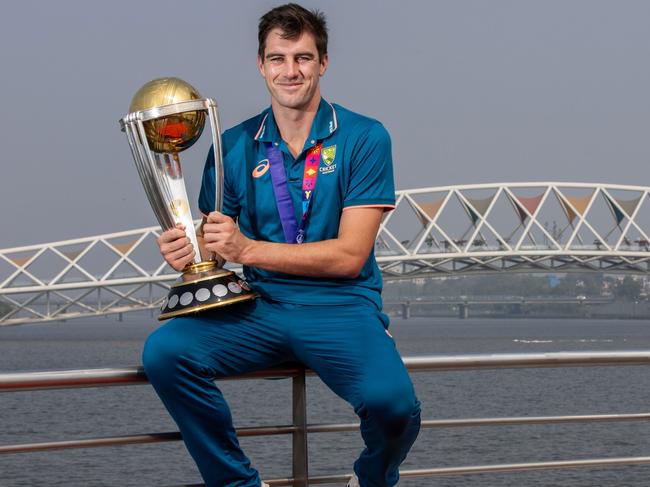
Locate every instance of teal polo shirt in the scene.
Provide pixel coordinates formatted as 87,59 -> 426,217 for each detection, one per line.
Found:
198,98 -> 395,309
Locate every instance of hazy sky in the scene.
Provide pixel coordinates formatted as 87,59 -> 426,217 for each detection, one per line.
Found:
1,0 -> 649,247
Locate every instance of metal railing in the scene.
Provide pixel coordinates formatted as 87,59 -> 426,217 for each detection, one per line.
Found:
3,352 -> 650,485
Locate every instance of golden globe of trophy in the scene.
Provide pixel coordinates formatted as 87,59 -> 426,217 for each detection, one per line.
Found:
120,77 -> 256,320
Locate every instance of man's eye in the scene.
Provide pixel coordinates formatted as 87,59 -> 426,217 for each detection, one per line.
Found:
269,57 -> 283,63
297,56 -> 312,62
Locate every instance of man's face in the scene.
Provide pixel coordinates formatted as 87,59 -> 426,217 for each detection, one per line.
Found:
257,28 -> 328,111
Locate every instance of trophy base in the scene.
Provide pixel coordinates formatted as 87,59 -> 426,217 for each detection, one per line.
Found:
159,261 -> 257,320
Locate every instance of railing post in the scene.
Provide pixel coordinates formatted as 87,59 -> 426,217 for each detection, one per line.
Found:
292,368 -> 309,486
458,302 -> 469,319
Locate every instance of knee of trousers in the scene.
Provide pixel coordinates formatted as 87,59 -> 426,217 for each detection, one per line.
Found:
142,324 -> 194,391
356,383 -> 421,438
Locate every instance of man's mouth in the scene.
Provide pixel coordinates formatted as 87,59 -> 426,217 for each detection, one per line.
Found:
277,82 -> 303,89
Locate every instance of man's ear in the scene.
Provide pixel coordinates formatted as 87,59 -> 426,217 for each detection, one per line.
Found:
319,53 -> 329,76
257,55 -> 265,77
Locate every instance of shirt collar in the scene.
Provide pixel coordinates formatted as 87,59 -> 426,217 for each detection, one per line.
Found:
254,97 -> 338,144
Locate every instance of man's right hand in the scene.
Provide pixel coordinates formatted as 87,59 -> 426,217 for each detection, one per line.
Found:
157,223 -> 195,272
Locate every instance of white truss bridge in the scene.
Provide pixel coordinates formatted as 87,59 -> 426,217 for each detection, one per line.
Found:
2,182 -> 650,326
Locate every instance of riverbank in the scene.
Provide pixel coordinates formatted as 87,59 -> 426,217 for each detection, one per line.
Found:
384,300 -> 650,320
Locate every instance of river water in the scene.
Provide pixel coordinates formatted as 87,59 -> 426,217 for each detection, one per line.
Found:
2,314 -> 650,486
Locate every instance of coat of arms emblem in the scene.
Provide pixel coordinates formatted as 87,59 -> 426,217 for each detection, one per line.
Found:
322,145 -> 337,166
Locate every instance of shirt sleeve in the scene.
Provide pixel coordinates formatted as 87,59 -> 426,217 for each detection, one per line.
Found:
343,122 -> 396,209
198,145 -> 240,218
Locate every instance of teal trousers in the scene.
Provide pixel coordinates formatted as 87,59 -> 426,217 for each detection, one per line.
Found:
143,298 -> 420,487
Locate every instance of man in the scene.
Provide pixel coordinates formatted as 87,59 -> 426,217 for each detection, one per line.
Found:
143,4 -> 421,486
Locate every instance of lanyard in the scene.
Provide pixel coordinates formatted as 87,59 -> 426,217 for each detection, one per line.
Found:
266,142 -> 322,244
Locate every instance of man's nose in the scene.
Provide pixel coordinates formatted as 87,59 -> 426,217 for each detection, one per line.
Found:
284,59 -> 299,78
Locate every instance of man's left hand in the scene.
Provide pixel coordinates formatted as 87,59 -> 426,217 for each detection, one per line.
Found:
202,211 -> 253,264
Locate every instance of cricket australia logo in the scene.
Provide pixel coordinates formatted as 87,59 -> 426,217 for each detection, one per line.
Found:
319,145 -> 337,175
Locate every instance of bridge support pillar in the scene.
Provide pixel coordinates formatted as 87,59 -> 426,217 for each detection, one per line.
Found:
401,302 -> 411,320
458,303 -> 469,319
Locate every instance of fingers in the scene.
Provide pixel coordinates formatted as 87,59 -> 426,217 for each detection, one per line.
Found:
163,243 -> 195,272
202,211 -> 246,263
167,246 -> 196,271
157,224 -> 195,271
202,218 -> 236,243
202,223 -> 223,242
158,224 -> 186,244
158,231 -> 191,254
206,211 -> 230,224
168,254 -> 195,272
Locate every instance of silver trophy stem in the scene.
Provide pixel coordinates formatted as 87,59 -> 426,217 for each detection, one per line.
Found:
154,154 -> 174,205
135,118 -> 177,229
207,100 -> 224,213
131,118 -> 200,261
124,120 -> 174,229
128,117 -> 173,228
156,152 -> 202,261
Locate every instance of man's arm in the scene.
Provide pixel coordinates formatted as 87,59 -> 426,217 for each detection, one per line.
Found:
202,207 -> 384,279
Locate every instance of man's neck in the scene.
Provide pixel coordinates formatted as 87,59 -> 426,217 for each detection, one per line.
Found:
271,96 -> 320,158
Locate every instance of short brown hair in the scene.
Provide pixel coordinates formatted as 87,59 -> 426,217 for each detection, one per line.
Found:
258,3 -> 328,60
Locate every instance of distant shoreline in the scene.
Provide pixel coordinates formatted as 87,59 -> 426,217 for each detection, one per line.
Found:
384,300 -> 650,320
